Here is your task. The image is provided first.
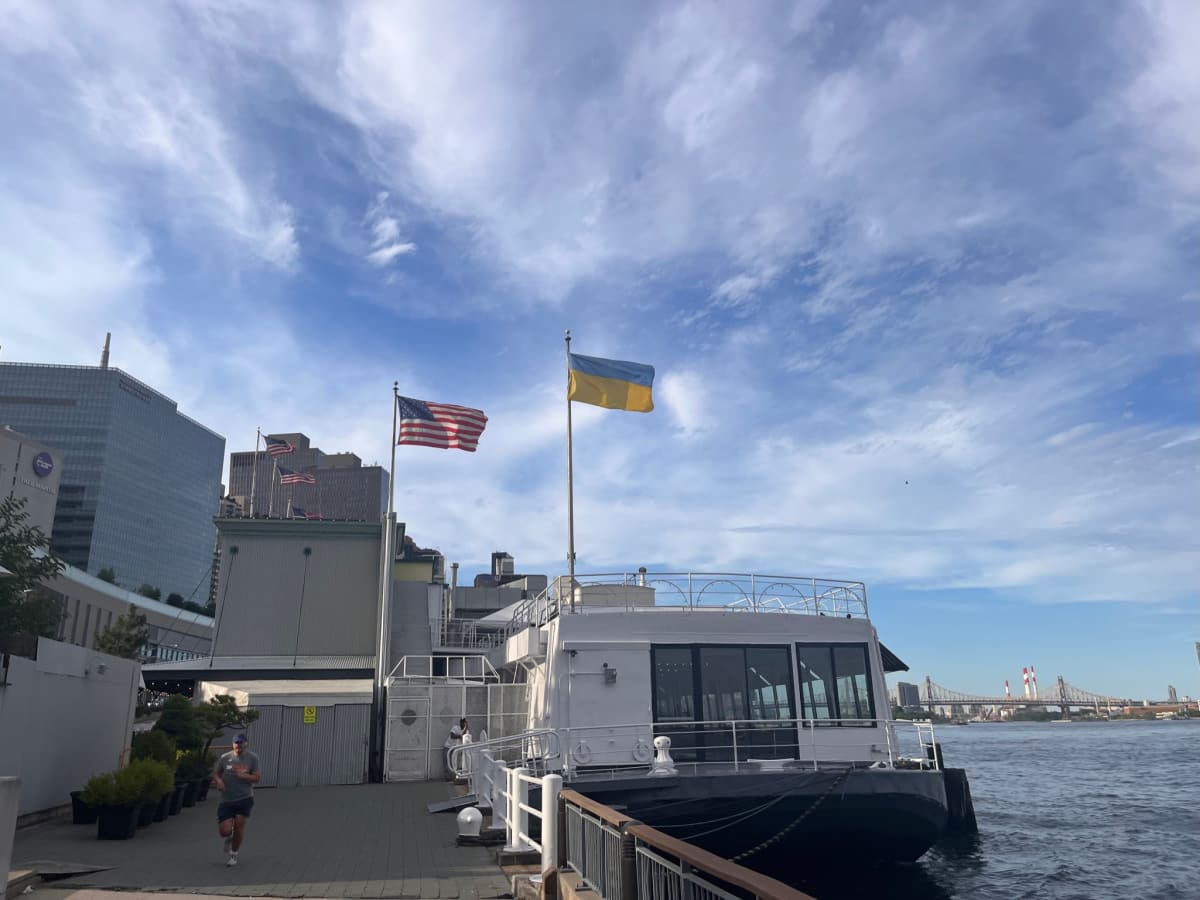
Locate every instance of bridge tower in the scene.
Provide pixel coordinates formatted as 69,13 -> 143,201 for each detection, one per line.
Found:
1056,674 -> 1071,720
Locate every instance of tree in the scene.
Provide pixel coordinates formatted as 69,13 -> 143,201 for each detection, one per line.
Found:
153,695 -> 205,752
197,694 -> 260,758
136,584 -> 161,600
94,603 -> 149,660
96,567 -> 117,584
0,496 -> 66,638
166,592 -> 185,607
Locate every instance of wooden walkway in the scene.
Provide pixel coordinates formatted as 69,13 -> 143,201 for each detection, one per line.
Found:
12,782 -> 509,898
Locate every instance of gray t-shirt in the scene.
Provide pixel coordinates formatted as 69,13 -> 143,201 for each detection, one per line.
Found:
215,749 -> 261,803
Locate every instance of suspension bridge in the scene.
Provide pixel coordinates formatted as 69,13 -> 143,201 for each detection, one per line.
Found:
920,674 -> 1128,711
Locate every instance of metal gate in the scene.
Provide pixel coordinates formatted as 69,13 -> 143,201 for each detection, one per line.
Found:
244,703 -> 369,787
385,697 -> 430,781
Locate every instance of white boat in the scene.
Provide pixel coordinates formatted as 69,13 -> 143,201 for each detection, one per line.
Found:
453,571 -> 977,870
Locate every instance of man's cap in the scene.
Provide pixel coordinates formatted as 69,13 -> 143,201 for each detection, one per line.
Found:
233,734 -> 248,744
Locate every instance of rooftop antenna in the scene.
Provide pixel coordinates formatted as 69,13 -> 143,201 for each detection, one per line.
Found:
100,332 -> 111,369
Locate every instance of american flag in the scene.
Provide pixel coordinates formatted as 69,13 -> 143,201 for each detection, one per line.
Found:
397,396 -> 488,452
278,466 -> 316,485
264,435 -> 295,456
291,507 -> 321,520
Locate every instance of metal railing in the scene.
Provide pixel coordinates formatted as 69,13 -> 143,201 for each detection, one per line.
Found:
455,718 -> 940,778
559,790 -> 815,900
436,618 -> 506,651
449,728 -> 562,779
385,654 -> 499,682
508,572 -> 869,635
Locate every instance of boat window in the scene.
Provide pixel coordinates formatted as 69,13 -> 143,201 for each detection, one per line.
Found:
651,645 -> 798,762
795,643 -> 876,726
653,647 -> 695,722
699,647 -> 748,721
746,647 -> 794,720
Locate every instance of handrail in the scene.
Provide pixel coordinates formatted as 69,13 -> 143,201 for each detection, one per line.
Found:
559,789 -> 633,829
626,822 -> 816,900
448,728 -> 561,775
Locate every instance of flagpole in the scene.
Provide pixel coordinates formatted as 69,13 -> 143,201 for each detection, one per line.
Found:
370,382 -> 399,782
249,428 -> 261,517
566,330 -> 577,610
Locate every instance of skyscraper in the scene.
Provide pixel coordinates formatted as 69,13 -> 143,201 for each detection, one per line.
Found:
0,362 -> 225,600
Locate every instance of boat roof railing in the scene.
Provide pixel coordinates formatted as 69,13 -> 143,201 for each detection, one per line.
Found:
507,571 -> 869,633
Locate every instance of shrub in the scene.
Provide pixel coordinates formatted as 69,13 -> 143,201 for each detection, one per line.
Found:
124,759 -> 175,802
131,730 -> 177,768
80,772 -> 117,807
112,765 -> 149,806
176,750 -> 213,781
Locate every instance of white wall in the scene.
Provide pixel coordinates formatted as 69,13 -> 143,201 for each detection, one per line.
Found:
0,638 -> 138,816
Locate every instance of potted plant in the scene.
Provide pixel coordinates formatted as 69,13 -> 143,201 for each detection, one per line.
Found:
177,751 -> 208,807
127,760 -> 174,828
94,767 -> 143,840
76,772 -> 114,825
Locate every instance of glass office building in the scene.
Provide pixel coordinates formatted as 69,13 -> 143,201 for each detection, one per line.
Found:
0,363 -> 225,601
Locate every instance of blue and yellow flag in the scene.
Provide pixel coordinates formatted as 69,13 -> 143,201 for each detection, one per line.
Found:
568,353 -> 655,413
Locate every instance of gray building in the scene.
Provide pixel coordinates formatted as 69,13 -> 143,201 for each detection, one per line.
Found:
228,433 -> 387,522
0,425 -> 65,535
893,681 -> 922,709
0,362 -> 225,600
39,564 -> 213,661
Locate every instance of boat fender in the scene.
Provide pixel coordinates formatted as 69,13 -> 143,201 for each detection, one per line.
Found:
572,742 -> 593,764
632,741 -> 653,763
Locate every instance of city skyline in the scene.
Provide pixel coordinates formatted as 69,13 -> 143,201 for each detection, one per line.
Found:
1,2 -> 1196,698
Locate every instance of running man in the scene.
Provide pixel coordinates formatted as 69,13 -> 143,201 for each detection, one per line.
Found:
213,733 -> 261,867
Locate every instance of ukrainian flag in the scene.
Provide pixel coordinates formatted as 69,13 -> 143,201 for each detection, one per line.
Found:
568,353 -> 655,413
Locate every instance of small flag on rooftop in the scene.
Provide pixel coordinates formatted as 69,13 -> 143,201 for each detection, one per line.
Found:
279,466 -> 316,485
396,396 -> 488,452
264,435 -> 295,456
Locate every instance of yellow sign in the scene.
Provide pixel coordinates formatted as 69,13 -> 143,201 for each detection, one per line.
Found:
303,706 -> 317,724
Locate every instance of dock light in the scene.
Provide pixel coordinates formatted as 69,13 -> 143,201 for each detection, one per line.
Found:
457,806 -> 482,837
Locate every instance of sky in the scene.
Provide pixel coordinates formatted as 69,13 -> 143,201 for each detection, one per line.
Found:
0,1 -> 1196,700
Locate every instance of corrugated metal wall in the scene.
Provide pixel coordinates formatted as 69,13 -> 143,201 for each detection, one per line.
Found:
243,703 -> 369,787
246,706 -> 283,788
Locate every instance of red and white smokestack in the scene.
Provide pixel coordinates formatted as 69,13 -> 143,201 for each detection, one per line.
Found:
1023,667 -> 1031,699
1004,679 -> 1011,699
1031,665 -> 1039,700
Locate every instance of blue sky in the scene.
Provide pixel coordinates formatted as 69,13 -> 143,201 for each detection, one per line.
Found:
1,1 -> 1196,699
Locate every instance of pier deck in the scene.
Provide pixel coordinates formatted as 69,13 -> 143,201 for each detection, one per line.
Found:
11,782 -> 509,899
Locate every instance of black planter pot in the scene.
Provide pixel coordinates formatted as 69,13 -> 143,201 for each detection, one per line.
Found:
136,800 -> 157,828
71,791 -> 99,825
181,779 -> 200,808
196,778 -> 211,802
97,804 -> 140,840
153,792 -> 171,822
168,783 -> 185,816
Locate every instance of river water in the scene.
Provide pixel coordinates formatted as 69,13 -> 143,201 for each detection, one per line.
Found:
787,720 -> 1200,900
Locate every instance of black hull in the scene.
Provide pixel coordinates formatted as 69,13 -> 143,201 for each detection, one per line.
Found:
570,768 -> 949,868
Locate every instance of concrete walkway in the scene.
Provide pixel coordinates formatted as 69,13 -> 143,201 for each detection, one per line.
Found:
12,783 -> 509,899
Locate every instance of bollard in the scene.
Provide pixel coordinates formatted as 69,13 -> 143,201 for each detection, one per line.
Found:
540,774 -> 562,876
0,777 -> 20,892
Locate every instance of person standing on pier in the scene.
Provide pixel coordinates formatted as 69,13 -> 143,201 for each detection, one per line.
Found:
443,718 -> 470,780
213,734 -> 261,867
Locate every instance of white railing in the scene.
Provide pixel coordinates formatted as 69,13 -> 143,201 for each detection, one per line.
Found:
449,728 -> 562,778
454,718 -> 941,783
499,767 -> 562,875
558,717 -> 897,775
436,618 -> 506,651
386,654 -> 499,682
508,572 -> 869,634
